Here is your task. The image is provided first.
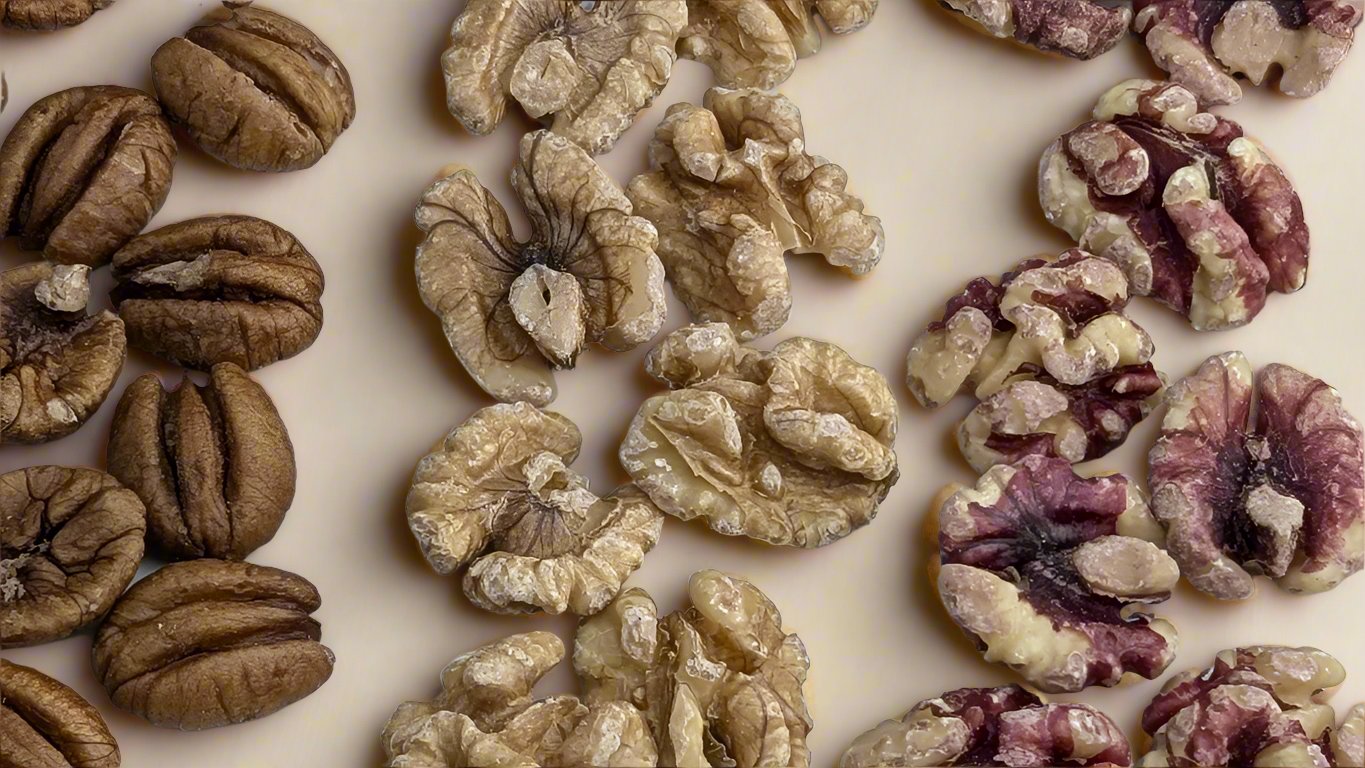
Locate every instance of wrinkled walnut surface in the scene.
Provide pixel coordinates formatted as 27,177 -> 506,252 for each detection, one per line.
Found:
0,659 -> 120,768
0,0 -> 112,29
938,0 -> 1131,59
442,0 -> 687,155
627,87 -> 883,340
621,323 -> 898,548
406,401 -> 663,616
416,130 -> 665,405
1040,79 -> 1309,331
1150,352 -> 1364,599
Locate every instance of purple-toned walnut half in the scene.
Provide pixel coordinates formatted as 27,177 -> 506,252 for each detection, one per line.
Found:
906,250 -> 1162,473
840,684 -> 1131,767
938,0 -> 1131,60
1133,0 -> 1363,104
1149,352 -> 1364,600
1039,80 -> 1309,331
936,455 -> 1178,693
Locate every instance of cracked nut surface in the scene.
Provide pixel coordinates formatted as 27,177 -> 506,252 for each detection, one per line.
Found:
151,2 -> 355,172
627,87 -> 883,340
621,323 -> 898,548
1040,79 -> 1309,331
107,363 -> 295,562
442,0 -> 687,155
936,455 -> 1178,693
1,263 -> 126,445
1149,352 -> 1364,599
840,684 -> 1131,767
906,250 -> 1162,473
1133,0 -> 1363,105
0,0 -> 112,29
1,466 -> 145,648
0,659 -> 120,768
0,85 -> 175,266
110,215 -> 325,371
406,402 -> 663,616
416,130 -> 665,405
938,0 -> 1131,59
92,558 -> 334,730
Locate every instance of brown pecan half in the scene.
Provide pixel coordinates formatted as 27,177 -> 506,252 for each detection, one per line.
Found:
0,660 -> 120,767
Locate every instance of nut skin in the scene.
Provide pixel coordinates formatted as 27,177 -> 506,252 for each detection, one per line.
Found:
106,363 -> 296,562
0,660 -> 120,768
0,0 -> 112,30
939,0 -> 1131,60
110,215 -> 325,371
92,558 -> 334,730
1,466 -> 146,648
151,2 -> 355,172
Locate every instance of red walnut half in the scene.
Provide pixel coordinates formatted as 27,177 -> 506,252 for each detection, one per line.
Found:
1039,80 -> 1309,331
840,684 -> 1131,767
936,456 -> 1178,693
1149,352 -> 1364,600
938,0 -> 1131,59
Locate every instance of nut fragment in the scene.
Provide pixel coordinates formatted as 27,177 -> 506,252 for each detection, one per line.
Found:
627,87 -> 883,340
0,0 -> 113,29
621,323 -> 898,547
406,402 -> 663,616
936,456 -> 1178,693
1149,352 -> 1364,599
0,660 -> 120,767
416,130 -> 665,405
107,363 -> 295,561
1,262 -> 126,445
840,684 -> 1131,767
442,0 -> 687,155
1040,80 -> 1309,331
151,2 -> 355,172
110,215 -> 325,371
0,85 -> 175,266
938,0 -> 1131,59
1133,0 -> 1364,104
906,250 -> 1162,473
92,558 -> 335,730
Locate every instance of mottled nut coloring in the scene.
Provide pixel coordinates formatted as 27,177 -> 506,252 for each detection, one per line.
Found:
107,363 -> 295,562
0,660 -> 120,767
628,87 -> 883,340
151,2 -> 355,172
1,262 -> 126,445
1,466 -> 145,648
840,684 -> 1131,767
1150,353 -> 1364,599
0,0 -> 113,30
442,0 -> 686,155
93,559 -> 334,730
110,215 -> 325,371
938,0 -> 1131,59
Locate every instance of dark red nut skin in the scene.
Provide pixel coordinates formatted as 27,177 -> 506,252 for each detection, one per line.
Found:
940,0 -> 1131,60
0,659 -> 120,767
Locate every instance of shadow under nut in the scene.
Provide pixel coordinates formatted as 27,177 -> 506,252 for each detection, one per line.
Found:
0,660 -> 120,768
107,363 -> 295,561
92,559 -> 334,730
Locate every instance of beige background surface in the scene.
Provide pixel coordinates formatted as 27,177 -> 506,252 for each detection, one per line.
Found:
4,1 -> 1365,766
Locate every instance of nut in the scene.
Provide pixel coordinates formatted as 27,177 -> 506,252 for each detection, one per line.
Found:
110,215 -> 325,371
906,250 -> 1162,473
1149,352 -> 1364,599
936,455 -> 1178,693
0,660 -> 120,767
92,558 -> 334,730
839,684 -> 1131,767
406,402 -> 663,616
416,130 -> 665,405
442,0 -> 687,155
151,2 -> 355,172
1,262 -> 126,445
621,323 -> 898,548
938,0 -> 1131,60
1,466 -> 145,648
0,0 -> 112,29
1039,80 -> 1309,331
107,363 -> 295,561
627,87 -> 883,339
0,85 -> 175,266
1133,0 -> 1364,104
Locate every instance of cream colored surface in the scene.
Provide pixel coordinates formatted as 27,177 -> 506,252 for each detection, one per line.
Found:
2,1 -> 1364,766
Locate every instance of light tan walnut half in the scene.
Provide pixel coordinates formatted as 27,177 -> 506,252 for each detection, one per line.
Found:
628,88 -> 883,340
416,130 -> 666,405
442,0 -> 687,155
406,402 -> 663,616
